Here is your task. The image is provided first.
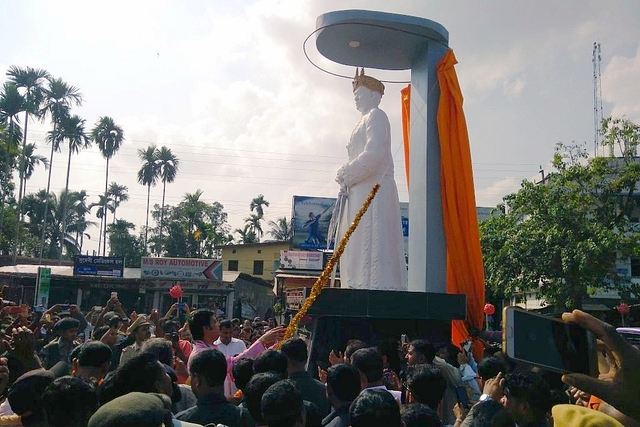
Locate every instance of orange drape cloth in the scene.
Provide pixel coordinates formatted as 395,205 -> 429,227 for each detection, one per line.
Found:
437,50 -> 485,360
401,85 -> 411,190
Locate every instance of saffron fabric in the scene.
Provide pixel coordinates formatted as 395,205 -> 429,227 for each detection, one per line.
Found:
401,84 -> 411,190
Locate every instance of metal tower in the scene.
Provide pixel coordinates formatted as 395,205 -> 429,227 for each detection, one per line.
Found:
593,42 -> 604,156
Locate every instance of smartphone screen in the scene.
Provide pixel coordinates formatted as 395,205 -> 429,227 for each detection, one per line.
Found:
503,307 -> 596,375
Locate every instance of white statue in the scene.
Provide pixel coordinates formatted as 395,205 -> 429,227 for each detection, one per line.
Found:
334,69 -> 408,291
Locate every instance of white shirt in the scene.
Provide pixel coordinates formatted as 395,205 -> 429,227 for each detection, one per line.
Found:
213,337 -> 247,357
363,385 -> 402,402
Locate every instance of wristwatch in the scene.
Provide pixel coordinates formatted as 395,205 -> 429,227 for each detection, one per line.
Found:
479,393 -> 492,402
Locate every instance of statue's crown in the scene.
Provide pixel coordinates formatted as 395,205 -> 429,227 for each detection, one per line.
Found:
352,68 -> 385,95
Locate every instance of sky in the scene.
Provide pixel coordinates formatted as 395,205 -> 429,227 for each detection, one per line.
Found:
1,0 -> 640,256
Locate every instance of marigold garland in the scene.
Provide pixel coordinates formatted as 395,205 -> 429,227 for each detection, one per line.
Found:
275,183 -> 381,348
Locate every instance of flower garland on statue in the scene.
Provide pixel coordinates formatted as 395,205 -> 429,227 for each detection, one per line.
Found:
275,183 -> 381,348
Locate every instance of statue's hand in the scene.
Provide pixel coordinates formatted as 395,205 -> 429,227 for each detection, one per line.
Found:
336,165 -> 346,184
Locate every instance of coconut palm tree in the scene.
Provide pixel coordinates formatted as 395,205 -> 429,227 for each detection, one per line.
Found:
39,76 -> 82,262
107,182 -> 129,223
244,213 -> 264,241
57,114 -> 90,262
235,224 -> 258,244
20,142 -> 48,199
156,146 -> 179,254
250,194 -> 270,218
91,116 -> 124,256
268,216 -> 293,241
137,144 -> 159,249
7,66 -> 50,262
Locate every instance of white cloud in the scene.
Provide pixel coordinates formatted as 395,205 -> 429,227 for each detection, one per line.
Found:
602,45 -> 640,122
503,74 -> 527,98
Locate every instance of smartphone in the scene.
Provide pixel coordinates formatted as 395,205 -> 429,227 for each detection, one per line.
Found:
111,292 -> 118,299
502,307 -> 597,376
400,334 -> 409,344
60,304 -> 70,310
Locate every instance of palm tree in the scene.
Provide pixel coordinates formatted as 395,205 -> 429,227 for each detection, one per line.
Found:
66,190 -> 94,253
156,146 -> 179,254
39,76 -> 82,262
90,194 -> 115,253
136,144 -> 159,248
268,216 -> 293,241
235,224 -> 258,244
57,114 -> 90,262
20,142 -> 48,199
0,82 -> 24,243
7,66 -> 50,262
250,194 -> 270,218
107,182 -> 129,223
91,116 -> 124,256
244,213 -> 264,241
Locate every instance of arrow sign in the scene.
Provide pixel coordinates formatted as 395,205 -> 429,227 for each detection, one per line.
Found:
203,260 -> 223,281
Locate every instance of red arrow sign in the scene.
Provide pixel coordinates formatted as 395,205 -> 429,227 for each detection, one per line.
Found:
203,260 -> 223,281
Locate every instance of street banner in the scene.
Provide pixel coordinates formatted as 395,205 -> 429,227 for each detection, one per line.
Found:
35,267 -> 51,309
141,257 -> 223,281
291,196 -> 336,250
74,256 -> 125,277
280,250 -> 323,270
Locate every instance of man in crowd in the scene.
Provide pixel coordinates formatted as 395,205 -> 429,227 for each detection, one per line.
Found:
119,315 -> 152,365
39,317 -> 80,369
261,380 -> 307,427
322,363 -> 361,427
72,341 -> 112,381
43,376 -> 99,427
350,347 -> 402,401
349,388 -> 403,427
176,348 -> 252,427
501,372 -> 551,427
214,319 -> 247,396
405,364 -> 447,410
281,337 -> 331,417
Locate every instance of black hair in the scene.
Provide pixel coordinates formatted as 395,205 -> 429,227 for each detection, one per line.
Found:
261,380 -> 304,427
504,372 -> 552,417
253,349 -> 288,376
326,363 -> 361,402
190,348 -> 227,387
280,338 -> 308,364
188,309 -> 215,341
350,388 -> 402,427
42,376 -> 98,427
405,364 -> 446,409
92,325 -> 110,341
244,372 -> 285,422
232,357 -> 255,392
161,319 -> 180,334
141,338 -> 173,365
219,319 -> 233,329
400,403 -> 442,427
468,400 -> 515,427
77,341 -> 112,368
344,339 -> 368,361
351,347 -> 383,383
232,318 -> 240,325
100,352 -> 165,403
410,339 -> 435,363
477,357 -> 505,381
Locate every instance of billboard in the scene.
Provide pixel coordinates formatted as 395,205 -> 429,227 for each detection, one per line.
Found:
291,196 -> 336,250
34,267 -> 51,309
74,256 -> 125,277
280,250 -> 323,270
285,287 -> 309,311
141,257 -> 223,281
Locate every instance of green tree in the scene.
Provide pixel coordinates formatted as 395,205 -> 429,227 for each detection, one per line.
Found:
136,144 -> 159,249
480,118 -> 640,310
243,213 -> 263,241
156,146 -> 179,254
90,194 -> 115,253
20,142 -> 48,199
57,114 -> 90,262
107,219 -> 145,268
7,66 -> 50,262
39,76 -> 83,262
250,194 -> 270,218
91,116 -> 124,256
107,182 -> 129,223
235,224 -> 258,244
267,216 -> 293,241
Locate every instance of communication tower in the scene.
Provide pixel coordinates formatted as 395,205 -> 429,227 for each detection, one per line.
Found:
593,42 -> 605,156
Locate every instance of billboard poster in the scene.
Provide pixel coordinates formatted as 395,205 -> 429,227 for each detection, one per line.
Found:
35,267 -> 51,309
291,196 -> 336,250
280,250 -> 323,270
141,257 -> 222,281
74,255 -> 125,277
285,287 -> 309,311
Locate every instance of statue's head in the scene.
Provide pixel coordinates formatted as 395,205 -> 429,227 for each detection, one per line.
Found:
353,68 -> 383,112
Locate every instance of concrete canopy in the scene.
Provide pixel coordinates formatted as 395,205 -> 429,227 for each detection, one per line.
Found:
315,9 -> 448,70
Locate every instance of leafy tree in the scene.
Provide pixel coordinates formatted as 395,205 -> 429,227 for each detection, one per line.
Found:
107,219 -> 145,268
156,146 -> 179,254
137,144 -> 159,248
7,66 -> 50,262
91,116 -> 124,256
267,216 -> 293,241
480,117 -> 640,310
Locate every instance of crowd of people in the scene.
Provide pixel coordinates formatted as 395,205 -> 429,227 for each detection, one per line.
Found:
0,292 -> 636,427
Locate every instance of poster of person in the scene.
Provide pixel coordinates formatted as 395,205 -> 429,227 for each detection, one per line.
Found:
291,196 -> 336,250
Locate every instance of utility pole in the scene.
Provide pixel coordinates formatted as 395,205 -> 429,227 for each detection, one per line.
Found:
593,42 -> 604,157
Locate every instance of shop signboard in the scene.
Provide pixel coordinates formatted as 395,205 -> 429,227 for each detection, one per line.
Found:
141,257 -> 222,281
280,250 -> 323,270
34,267 -> 51,309
74,256 -> 124,277
285,287 -> 309,311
